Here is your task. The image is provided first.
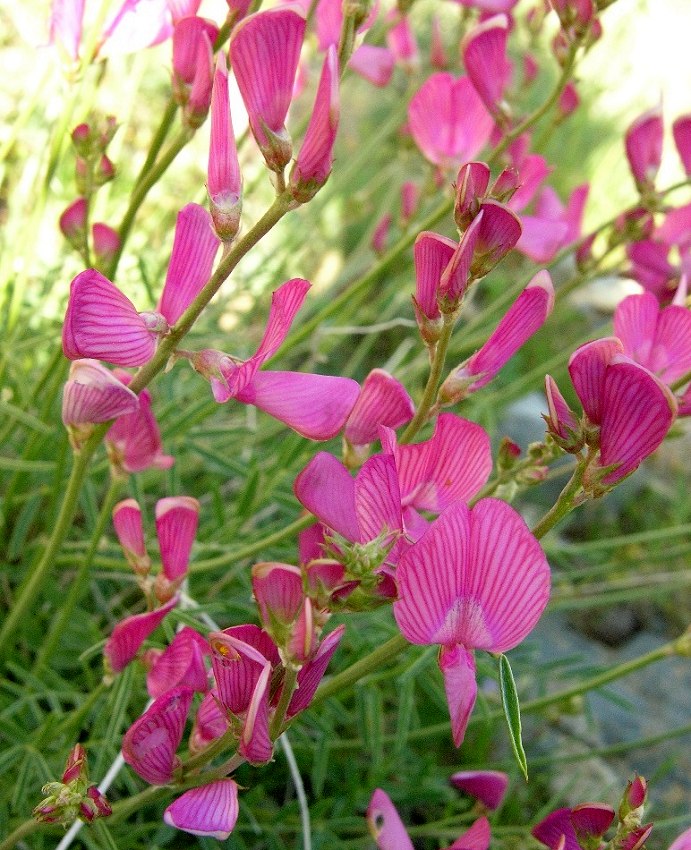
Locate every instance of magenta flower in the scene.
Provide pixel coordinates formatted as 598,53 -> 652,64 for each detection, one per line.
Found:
400,181 -> 419,225
626,239 -> 679,302
251,561 -> 315,664
625,105 -> 663,193
147,627 -> 209,699
454,161 -> 491,230
408,73 -> 494,170
393,499 -> 550,745
62,359 -> 139,427
441,270 -> 554,401
348,45 -> 395,88
290,46 -> 339,202
343,369 -> 415,451
208,53 -> 242,241
386,13 -> 419,71
122,686 -> 194,784
673,114 -> 691,176
91,223 -> 121,270
517,184 -> 588,263
164,779 -> 239,839
104,596 -> 178,674
189,689 -> 229,753
171,16 -> 218,126
59,198 -> 88,248
229,6 -> 306,171
532,804 -> 615,850
450,770 -> 509,810
112,498 -> 149,573
461,14 -> 512,119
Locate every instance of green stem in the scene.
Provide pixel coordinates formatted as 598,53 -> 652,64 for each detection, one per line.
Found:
108,126 -> 194,279
0,818 -> 43,850
399,314 -> 455,444
271,666 -> 299,738
671,367 -> 691,392
531,458 -> 586,540
133,97 -> 178,191
0,427 -> 107,663
33,477 -> 123,671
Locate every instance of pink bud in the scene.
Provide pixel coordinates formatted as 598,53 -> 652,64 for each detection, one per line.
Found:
251,562 -> 305,634
371,214 -> 392,255
454,161 -> 491,230
208,53 -> 242,241
557,82 -> 580,120
164,780 -> 239,839
625,106 -> 663,192
400,181 -> 419,225
461,14 -> 511,118
122,686 -> 194,784
469,199 -> 522,277
91,223 -> 121,269
386,14 -> 419,71
230,7 -> 306,171
156,496 -> 200,582
172,17 -> 218,88
61,743 -> 88,784
449,770 -> 509,810
104,596 -> 178,673
59,198 -> 88,248
290,46 -> 339,202
544,375 -> 581,447
620,774 -> 647,815
62,359 -> 139,427
413,230 -> 457,324
112,498 -> 149,573
186,27 -> 214,128
673,114 -> 691,176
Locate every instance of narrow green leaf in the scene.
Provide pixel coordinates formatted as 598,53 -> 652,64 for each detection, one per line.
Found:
93,818 -> 121,850
0,399 -> 52,433
0,456 -> 56,472
499,653 -> 528,781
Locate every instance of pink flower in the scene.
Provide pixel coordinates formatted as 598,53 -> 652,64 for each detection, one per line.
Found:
155,496 -> 200,583
99,0 -> 174,59
461,15 -> 512,118
371,214 -> 392,254
673,114 -> 691,176
189,689 -> 229,753
386,14 -> 419,71
104,596 -> 178,673
348,45 -> 395,88
208,53 -> 242,241
393,499 -> 550,745
122,686 -> 194,784
147,627 -> 209,698
230,6 -> 306,171
408,73 -> 494,170
450,770 -> 509,810
454,161 -> 491,230
59,198 -> 88,247
62,359 -> 139,427
49,0 -> 84,63
251,562 -> 315,664
164,779 -> 239,839
343,369 -> 415,449
106,377 -> 174,474
626,239 -> 678,302
112,498 -> 149,572
532,804 -> 615,850
517,184 -> 588,263
625,106 -> 663,193
669,827 -> 691,850
290,46 -> 339,201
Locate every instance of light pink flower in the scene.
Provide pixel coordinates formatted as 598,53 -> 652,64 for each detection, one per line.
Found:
230,6 -> 306,170
450,770 -> 509,810
669,827 -> 691,850
62,359 -> 139,427
673,115 -> 691,176
106,377 -> 174,473
348,45 -> 395,88
208,53 -> 242,241
122,686 -> 194,784
99,0 -> 174,59
164,780 -> 239,839
49,0 -> 85,62
393,499 -> 550,745
625,106 -> 663,193
104,596 -> 178,673
344,369 -> 415,448
517,184 -> 588,262
147,627 -> 209,698
290,46 -> 339,201
386,14 -> 419,70
408,73 -> 494,170
461,15 -> 511,118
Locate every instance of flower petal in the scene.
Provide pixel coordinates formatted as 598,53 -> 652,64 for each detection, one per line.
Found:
439,644 -> 477,747
449,771 -> 508,810
164,779 -> 239,839
104,596 -> 178,673
155,496 -> 200,582
568,336 -> 624,424
344,369 -> 415,446
294,452 -> 360,541
366,789 -> 415,850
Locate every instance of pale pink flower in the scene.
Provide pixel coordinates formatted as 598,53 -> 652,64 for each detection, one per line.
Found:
669,827 -> 691,850
450,770 -> 509,810
386,13 -> 419,71
104,596 -> 178,673
208,54 -> 242,241
157,204 -> 220,324
147,627 -> 209,698
393,499 -> 550,745
348,45 -> 395,88
49,0 -> 85,63
62,359 -> 139,427
106,377 -> 174,473
164,780 -> 239,839
344,369 -> 415,448
625,106 -> 663,193
408,73 -> 494,170
230,7 -> 306,170
122,686 -> 194,784
461,15 -> 511,118
441,270 -> 554,400
99,0 -> 174,59
517,184 -> 588,263
673,115 -> 691,176
290,46 -> 339,201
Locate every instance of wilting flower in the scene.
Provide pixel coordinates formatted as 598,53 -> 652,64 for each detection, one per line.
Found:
164,779 -> 239,839
394,498 -> 550,745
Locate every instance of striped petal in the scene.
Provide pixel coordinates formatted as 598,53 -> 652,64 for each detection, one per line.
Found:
208,53 -> 242,240
287,624 -> 345,717
439,644 -> 477,746
164,779 -> 239,839
208,631 -> 268,714
63,270 -> 155,366
104,596 -> 178,673
155,496 -> 200,581
62,359 -> 139,425
625,106 -> 663,190
157,204 -> 220,325
396,413 -> 492,512
613,292 -> 659,367
446,816 -> 491,850
112,498 -> 147,566
345,369 -> 414,446
294,452 -> 360,541
122,686 -> 193,785
651,304 -> 691,382
413,231 -> 457,321
147,627 -> 209,698
568,337 -> 624,424
599,356 -> 677,483
251,562 -> 304,630
106,386 -> 174,473
189,689 -> 229,753
544,375 -> 579,441
354,453 -> 402,542
366,790 -> 414,850
239,661 -> 272,764
461,14 -> 511,116
236,371 -> 359,440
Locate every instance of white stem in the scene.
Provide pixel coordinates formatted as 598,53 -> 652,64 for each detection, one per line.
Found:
278,733 -> 312,850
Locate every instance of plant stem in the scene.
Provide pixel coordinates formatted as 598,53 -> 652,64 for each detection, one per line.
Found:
271,666 -> 299,738
399,314 -> 455,444
33,476 -> 123,671
0,818 -> 43,850
531,458 -> 586,540
133,97 -> 178,191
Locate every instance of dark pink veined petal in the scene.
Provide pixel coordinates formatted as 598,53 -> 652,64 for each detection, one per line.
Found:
229,7 -> 306,146
287,624 -> 345,717
599,356 -> 677,484
396,413 -> 492,511
471,199 -> 522,276
157,204 -> 220,325
106,386 -> 174,472
393,501 -> 472,645
413,231 -> 457,321
61,359 -> 139,426
532,808 -> 580,850
673,115 -> 691,176
568,336 -> 624,424
147,627 -> 209,698
461,14 -> 511,116
225,623 -> 280,665
439,644 -> 477,747
104,596 -> 178,673
236,371 -> 359,440
189,689 -> 229,753
446,815 -> 491,850
544,375 -> 579,440
63,269 -> 156,367
164,779 -> 239,839
439,212 -> 481,301
348,44 -> 395,87
402,505 -> 429,542
172,16 -> 218,85
239,661 -> 273,764
466,498 -> 550,652
570,803 -> 615,843
613,292 -> 659,367
121,686 -> 194,785
625,106 -> 663,190
222,278 -> 311,396
208,631 -> 269,714
366,789 -> 415,850
251,562 -> 304,629
155,496 -> 200,581
651,303 -> 691,383
112,498 -> 146,562
344,369 -> 414,446
294,451 -> 360,541
454,161 -> 491,228
449,770 -> 509,810
354,453 -> 403,542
